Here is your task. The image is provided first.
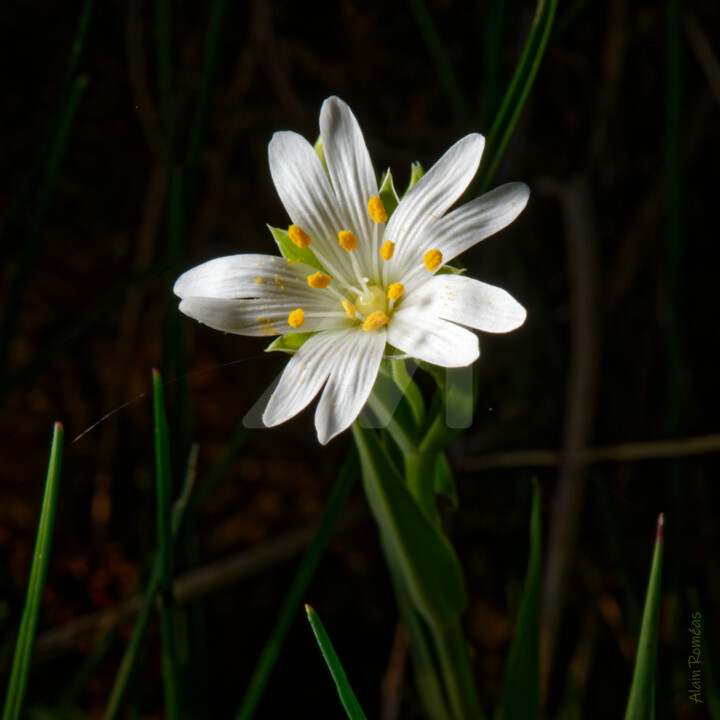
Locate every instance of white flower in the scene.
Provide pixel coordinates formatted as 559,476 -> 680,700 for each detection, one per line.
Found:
174,97 -> 528,444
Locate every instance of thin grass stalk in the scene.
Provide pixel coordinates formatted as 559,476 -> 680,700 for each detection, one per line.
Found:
624,515 -> 665,720
1,423 -> 64,720
406,0 -> 468,120
0,77 -> 86,393
0,0 -> 94,245
152,370 -> 182,720
103,443 -> 195,720
475,0 -> 557,194
185,0 -> 230,200
305,606 -> 368,720
235,450 -> 358,720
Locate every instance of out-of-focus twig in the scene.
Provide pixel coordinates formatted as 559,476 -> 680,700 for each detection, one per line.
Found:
535,177 -> 599,701
462,432 -> 720,471
685,12 -> 720,106
15,502 -> 366,665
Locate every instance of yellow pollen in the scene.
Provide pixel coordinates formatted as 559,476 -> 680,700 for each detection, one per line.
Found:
380,241 -> 395,261
387,283 -> 404,301
423,249 -> 443,272
307,272 -> 331,289
341,299 -> 356,318
362,311 -> 389,332
338,230 -> 357,251
288,308 -> 305,328
367,196 -> 387,223
255,277 -> 263,283
288,224 -> 312,248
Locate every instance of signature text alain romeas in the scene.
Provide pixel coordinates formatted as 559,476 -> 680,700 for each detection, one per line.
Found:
688,611 -> 703,704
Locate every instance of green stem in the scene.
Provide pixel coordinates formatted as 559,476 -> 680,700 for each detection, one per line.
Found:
404,452 -> 436,523
430,618 -> 483,720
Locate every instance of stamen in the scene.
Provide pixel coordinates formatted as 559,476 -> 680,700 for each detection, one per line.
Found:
380,241 -> 395,261
338,230 -> 358,252
362,311 -> 389,332
423,249 -> 443,272
288,225 -> 312,248
288,308 -> 305,328
342,299 -> 356,318
307,271 -> 332,289
367,196 -> 387,224
387,283 -> 404,301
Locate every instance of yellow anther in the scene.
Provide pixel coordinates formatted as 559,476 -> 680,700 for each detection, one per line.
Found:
387,283 -> 404,301
288,308 -> 305,328
367,196 -> 387,223
338,230 -> 357,252
255,277 -> 263,283
380,241 -> 395,261
341,299 -> 356,318
423,249 -> 443,272
362,311 -> 389,332
288,224 -> 312,248
307,272 -> 331,289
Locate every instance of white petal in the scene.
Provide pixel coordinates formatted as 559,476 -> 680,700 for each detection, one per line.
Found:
268,131 -> 355,283
429,183 -> 529,265
262,327 -> 381,433
399,274 -> 526,333
314,327 -> 386,444
262,331 -> 342,427
387,309 -> 479,367
385,134 -> 485,271
320,97 -> 379,271
179,296 -> 349,336
174,254 -> 325,302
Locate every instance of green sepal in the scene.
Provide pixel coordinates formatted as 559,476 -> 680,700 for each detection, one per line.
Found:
313,135 -> 329,174
265,332 -> 315,355
436,264 -> 466,275
378,169 -> 400,219
351,422 -> 467,624
403,161 -> 425,198
433,452 -> 458,510
268,225 -> 324,272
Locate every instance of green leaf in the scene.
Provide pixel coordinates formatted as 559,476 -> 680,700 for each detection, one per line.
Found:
2,423 -> 64,720
475,0 -> 558,194
351,423 -> 466,623
268,225 -> 324,272
433,452 -> 458,510
624,514 -> 664,720
378,169 -> 400,219
305,605 -> 367,720
235,451 -> 358,720
497,482 -> 542,720
265,331 -> 315,355
403,162 -> 425,197
313,135 -> 330,175
152,369 -> 182,720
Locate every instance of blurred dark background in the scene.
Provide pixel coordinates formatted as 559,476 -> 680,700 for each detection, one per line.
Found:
1,0 -> 719,717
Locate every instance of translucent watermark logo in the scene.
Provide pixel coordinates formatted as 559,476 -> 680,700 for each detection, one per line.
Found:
241,362 -> 475,431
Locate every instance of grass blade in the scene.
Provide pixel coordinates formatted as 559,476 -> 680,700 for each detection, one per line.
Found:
235,450 -> 358,720
103,443 -> 197,720
624,514 -> 665,720
305,605 -> 367,720
475,0 -> 558,194
1,423 -> 64,720
497,481 -> 542,720
152,369 -> 182,720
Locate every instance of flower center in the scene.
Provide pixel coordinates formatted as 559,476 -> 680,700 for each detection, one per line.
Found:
355,285 -> 387,317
